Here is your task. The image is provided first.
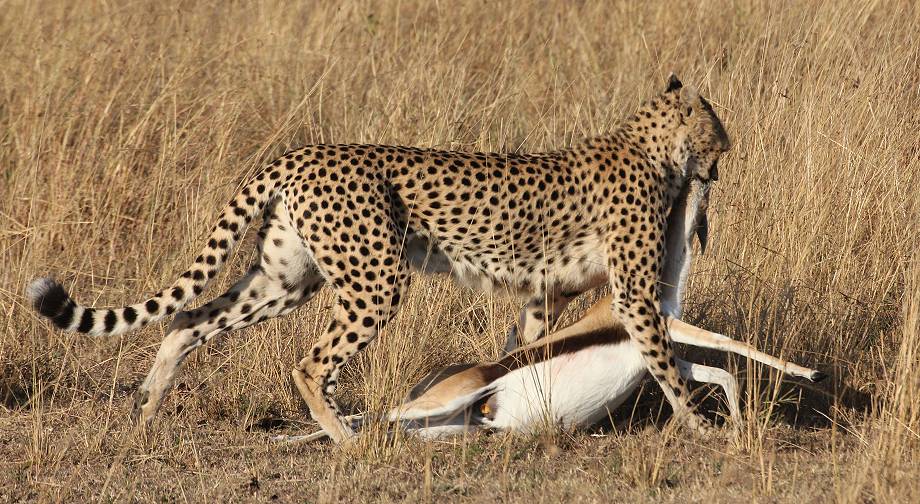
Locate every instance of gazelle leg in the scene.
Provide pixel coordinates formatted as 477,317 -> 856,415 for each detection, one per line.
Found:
272,414 -> 366,444
676,358 -> 740,427
503,290 -> 580,354
668,318 -> 826,382
503,325 -> 521,355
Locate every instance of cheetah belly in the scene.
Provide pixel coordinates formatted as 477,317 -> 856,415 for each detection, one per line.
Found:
405,233 -> 453,274
406,231 -> 609,298
484,340 -> 648,431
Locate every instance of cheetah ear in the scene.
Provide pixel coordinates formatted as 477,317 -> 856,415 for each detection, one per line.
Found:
666,73 -> 683,92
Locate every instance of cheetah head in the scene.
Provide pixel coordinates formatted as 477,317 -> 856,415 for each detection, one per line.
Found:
665,74 -> 732,184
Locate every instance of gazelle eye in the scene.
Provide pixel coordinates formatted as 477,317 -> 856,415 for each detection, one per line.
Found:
478,396 -> 497,419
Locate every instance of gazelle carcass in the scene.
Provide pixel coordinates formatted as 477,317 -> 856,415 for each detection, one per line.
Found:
289,179 -> 825,442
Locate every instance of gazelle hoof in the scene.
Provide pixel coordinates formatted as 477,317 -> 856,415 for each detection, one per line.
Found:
809,370 -> 829,383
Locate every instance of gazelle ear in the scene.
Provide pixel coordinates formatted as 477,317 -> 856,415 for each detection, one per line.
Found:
680,85 -> 699,102
666,73 -> 683,92
679,85 -> 700,116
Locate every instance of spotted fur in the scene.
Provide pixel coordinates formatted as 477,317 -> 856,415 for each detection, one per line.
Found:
27,75 -> 730,442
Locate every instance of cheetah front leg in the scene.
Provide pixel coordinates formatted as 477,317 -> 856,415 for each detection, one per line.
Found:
607,234 -> 712,434
608,275 -> 710,433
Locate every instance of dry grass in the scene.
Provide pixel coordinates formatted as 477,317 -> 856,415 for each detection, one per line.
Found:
1,0 -> 919,501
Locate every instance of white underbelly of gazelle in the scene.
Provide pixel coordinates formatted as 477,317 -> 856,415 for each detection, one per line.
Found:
485,341 -> 647,431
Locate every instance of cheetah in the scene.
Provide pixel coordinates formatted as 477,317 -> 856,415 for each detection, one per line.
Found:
287,180 -> 824,442
27,74 -> 730,443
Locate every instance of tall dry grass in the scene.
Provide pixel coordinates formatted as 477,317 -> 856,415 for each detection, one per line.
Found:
1,0 -> 918,501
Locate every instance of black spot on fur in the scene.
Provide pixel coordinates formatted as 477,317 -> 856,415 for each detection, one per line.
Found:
104,310 -> 117,331
32,282 -> 69,318
77,309 -> 94,333
123,307 -> 137,324
145,299 -> 159,314
52,301 -> 76,329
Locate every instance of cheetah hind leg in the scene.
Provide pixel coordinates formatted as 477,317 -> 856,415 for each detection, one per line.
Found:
291,304 -> 371,444
291,278 -> 409,443
133,197 -> 325,425
290,308 -> 360,441
290,182 -> 412,443
132,268 -> 323,424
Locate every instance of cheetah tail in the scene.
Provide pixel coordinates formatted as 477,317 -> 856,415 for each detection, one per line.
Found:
26,163 -> 287,336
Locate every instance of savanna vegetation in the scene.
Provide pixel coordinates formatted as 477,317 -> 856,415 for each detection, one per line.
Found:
1,0 -> 918,501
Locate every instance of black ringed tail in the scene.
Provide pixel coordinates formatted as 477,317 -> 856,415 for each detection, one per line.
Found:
26,157 -> 295,336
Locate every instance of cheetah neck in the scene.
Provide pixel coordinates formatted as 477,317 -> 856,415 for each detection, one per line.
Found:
611,99 -> 689,195
605,127 -> 688,209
